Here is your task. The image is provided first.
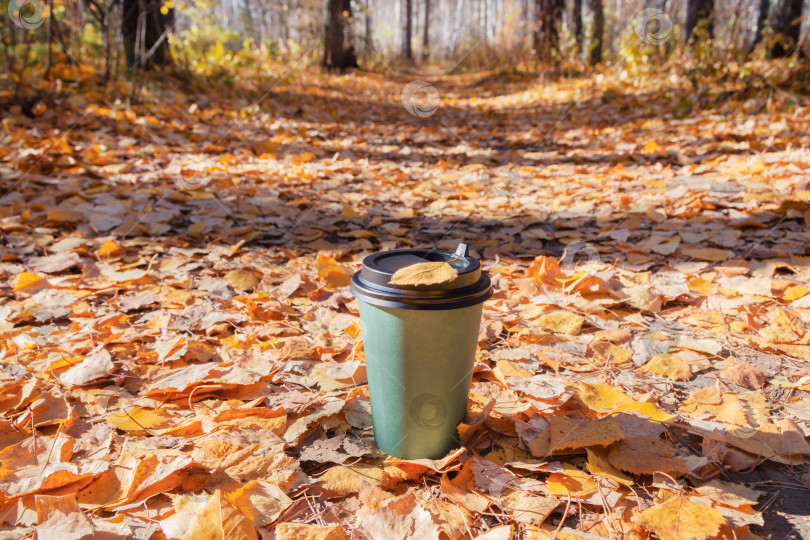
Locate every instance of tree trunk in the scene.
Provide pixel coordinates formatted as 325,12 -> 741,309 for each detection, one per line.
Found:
422,0 -> 430,59
768,0 -> 803,57
365,0 -> 372,49
403,0 -> 413,59
121,0 -> 172,70
323,0 -> 358,70
753,0 -> 770,47
534,0 -> 564,63
588,0 -> 603,65
684,0 -> 714,42
572,0 -> 583,55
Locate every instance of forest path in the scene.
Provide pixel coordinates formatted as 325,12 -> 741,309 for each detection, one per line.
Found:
0,69 -> 809,537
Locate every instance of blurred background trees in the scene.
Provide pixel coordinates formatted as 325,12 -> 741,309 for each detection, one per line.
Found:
0,0 -> 807,94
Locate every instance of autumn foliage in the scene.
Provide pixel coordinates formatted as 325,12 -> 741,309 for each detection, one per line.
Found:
1,64 -> 810,539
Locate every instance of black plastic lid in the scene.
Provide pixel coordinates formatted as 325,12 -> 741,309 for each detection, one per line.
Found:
350,244 -> 493,310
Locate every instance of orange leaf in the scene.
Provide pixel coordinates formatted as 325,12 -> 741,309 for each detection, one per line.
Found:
13,271 -> 50,293
316,254 -> 352,288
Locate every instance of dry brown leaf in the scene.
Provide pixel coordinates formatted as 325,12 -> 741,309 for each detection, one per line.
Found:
721,362 -> 765,390
607,436 -> 688,476
548,416 -> 624,453
35,495 -> 94,540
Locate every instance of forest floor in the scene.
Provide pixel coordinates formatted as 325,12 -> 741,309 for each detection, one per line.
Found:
1,64 -> 810,539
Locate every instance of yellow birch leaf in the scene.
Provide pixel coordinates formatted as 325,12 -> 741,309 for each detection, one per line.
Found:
106,406 -> 174,432
783,285 -> 809,302
575,383 -> 675,422
639,354 -> 693,381
586,448 -> 633,486
319,463 -> 389,495
389,261 -> 457,286
545,463 -> 598,497
226,268 -> 262,292
536,311 -> 585,335
181,490 -> 257,540
635,495 -> 725,540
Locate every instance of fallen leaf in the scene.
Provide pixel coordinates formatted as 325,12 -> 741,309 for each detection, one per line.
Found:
35,494 -> 94,540
274,523 -> 348,540
181,490 -> 257,540
548,416 -> 624,453
389,260 -> 458,286
721,362 -> 765,390
639,354 -> 692,381
607,436 -> 688,476
316,254 -> 353,288
226,268 -> 262,292
536,311 -> 585,335
635,495 -> 725,540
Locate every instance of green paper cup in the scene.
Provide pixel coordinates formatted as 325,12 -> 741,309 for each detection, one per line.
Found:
350,244 -> 492,459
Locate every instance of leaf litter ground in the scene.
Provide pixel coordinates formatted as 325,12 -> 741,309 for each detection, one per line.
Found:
1,68 -> 810,539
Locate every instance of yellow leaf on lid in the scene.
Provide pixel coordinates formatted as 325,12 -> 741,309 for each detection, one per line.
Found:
389,261 -> 458,286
